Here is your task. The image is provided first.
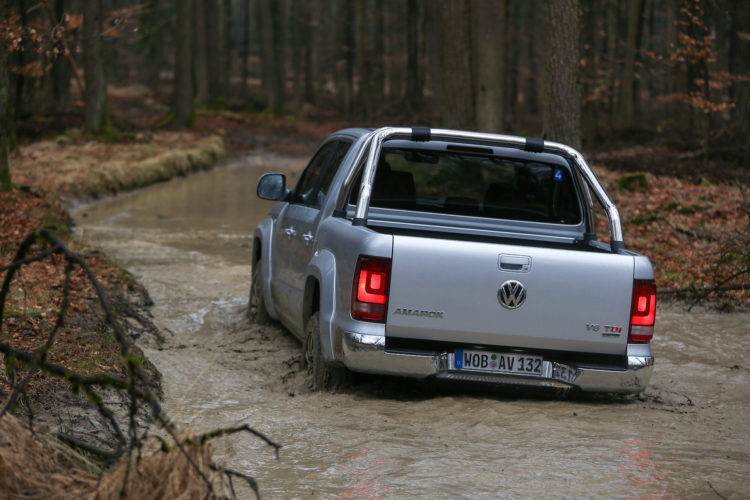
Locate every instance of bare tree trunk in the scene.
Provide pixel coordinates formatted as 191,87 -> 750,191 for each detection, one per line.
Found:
405,0 -> 422,116
605,0 -> 618,130
542,0 -> 580,148
335,0 -> 354,115
83,0 -> 110,135
1,0 -> 11,190
620,0 -> 645,129
472,0 -> 505,133
356,0 -> 372,119
505,0 -> 517,128
51,0 -> 71,113
174,0 -> 193,126
385,0 -> 406,102
205,0 -> 222,100
240,0 -> 250,99
730,0 -> 750,134
193,0 -> 208,105
258,0 -> 285,113
371,0 -> 385,104
290,0 -> 304,106
13,0 -> 28,118
301,0 -> 314,104
581,0 -> 597,147
221,0 -> 232,98
440,0 -> 474,129
525,1 -> 543,117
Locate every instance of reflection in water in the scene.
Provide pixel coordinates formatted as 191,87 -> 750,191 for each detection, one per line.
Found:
74,154 -> 750,499
619,438 -> 682,499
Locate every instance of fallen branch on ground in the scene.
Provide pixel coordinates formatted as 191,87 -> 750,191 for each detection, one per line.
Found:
1,229 -> 279,498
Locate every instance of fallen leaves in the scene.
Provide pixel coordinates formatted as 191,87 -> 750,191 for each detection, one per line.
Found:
1,190 -> 129,393
594,165 -> 750,306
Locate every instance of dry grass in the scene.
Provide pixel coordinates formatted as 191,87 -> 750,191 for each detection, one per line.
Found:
94,437 -> 224,499
9,132 -> 226,199
0,413 -> 229,500
0,413 -> 99,499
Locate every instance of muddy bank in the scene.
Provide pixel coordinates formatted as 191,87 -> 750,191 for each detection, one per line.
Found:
8,275 -> 163,458
74,152 -> 750,499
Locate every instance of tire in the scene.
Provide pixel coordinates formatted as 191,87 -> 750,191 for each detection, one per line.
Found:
248,264 -> 271,324
303,312 -> 350,391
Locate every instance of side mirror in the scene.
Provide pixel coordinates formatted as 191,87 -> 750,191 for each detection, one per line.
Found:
257,173 -> 288,201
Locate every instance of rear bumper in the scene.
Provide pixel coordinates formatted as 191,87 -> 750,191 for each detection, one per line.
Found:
341,332 -> 653,394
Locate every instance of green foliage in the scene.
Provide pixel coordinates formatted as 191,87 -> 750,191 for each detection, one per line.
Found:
616,173 -> 649,193
631,213 -> 663,225
205,96 -> 229,111
716,251 -> 750,269
156,112 -> 176,128
665,201 -> 710,215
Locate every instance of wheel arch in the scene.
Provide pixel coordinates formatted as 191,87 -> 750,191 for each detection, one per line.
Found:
305,250 -> 338,362
253,219 -> 279,320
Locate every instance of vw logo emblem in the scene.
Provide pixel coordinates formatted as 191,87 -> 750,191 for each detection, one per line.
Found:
498,280 -> 526,309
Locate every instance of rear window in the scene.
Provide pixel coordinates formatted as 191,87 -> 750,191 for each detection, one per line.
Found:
352,148 -> 581,225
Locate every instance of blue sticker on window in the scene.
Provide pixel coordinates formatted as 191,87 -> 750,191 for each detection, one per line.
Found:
553,169 -> 564,182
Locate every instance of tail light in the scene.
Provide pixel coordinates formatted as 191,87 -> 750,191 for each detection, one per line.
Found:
629,279 -> 656,343
352,256 -> 391,322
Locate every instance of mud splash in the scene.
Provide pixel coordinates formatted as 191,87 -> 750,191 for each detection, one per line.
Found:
73,153 -> 750,499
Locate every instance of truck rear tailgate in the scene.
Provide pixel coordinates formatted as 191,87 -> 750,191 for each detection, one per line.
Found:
386,235 -> 634,355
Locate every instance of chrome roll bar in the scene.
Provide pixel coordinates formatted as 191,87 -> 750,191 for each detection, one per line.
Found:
350,127 -> 625,252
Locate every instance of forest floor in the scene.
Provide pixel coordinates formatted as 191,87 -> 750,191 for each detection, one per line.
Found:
0,85 -> 748,496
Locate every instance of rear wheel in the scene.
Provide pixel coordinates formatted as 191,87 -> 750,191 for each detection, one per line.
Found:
303,312 -> 349,391
248,264 -> 271,324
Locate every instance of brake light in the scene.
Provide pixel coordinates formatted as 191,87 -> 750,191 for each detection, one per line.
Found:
629,279 -> 656,343
352,256 -> 391,322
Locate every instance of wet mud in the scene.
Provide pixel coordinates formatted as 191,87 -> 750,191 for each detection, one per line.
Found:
73,153 -> 750,499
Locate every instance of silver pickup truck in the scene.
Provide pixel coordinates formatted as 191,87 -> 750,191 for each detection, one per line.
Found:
251,127 -> 656,393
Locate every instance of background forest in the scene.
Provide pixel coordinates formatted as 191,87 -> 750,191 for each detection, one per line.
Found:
1,0 -> 750,302
1,0 -> 749,160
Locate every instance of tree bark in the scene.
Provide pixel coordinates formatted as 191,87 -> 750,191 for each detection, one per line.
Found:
385,0 -> 405,101
619,0 -> 645,129
440,0 -> 474,130
472,0 -> 505,133
301,0 -> 314,104
221,0 -> 232,98
240,0 -> 250,99
505,0 -> 518,128
51,0 -> 71,113
173,0 -> 193,126
335,0 -> 354,115
580,0 -> 597,147
205,0 -> 222,99
193,0 -> 208,105
730,0 -> 750,134
356,0 -> 372,119
290,0 -> 309,106
371,0 -> 385,104
605,0 -> 618,129
258,0 -> 285,113
83,0 -> 110,135
405,0 -> 422,116
542,0 -> 580,148
1,0 -> 11,190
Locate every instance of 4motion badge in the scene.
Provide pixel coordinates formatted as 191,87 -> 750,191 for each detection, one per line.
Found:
498,280 -> 526,309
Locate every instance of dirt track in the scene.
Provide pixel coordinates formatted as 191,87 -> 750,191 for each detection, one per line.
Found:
73,154 -> 750,499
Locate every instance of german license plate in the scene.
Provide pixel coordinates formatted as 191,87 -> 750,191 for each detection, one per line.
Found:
454,349 -> 543,376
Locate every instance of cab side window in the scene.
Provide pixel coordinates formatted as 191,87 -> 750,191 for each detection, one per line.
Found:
294,142 -> 338,205
293,140 -> 352,208
314,141 -> 351,208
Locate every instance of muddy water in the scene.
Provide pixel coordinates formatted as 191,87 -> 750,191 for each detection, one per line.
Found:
73,153 -> 750,499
